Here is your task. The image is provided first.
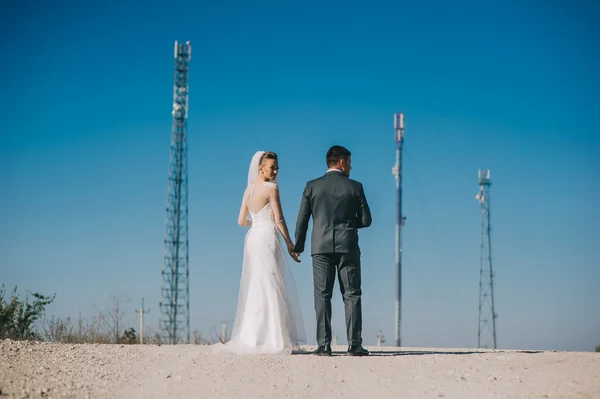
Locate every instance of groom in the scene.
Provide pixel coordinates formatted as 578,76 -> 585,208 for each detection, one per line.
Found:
293,145 -> 372,356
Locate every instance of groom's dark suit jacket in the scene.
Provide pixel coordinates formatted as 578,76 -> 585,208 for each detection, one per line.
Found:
294,170 -> 372,255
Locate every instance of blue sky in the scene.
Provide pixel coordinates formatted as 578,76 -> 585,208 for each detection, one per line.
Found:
1,0 -> 598,351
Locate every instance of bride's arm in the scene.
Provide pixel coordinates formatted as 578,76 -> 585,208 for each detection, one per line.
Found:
268,188 -> 294,247
238,191 -> 252,227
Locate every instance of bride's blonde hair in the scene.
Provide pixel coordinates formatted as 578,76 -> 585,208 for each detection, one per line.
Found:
259,151 -> 278,165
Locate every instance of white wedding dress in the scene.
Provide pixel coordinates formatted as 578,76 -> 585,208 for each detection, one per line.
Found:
211,180 -> 305,355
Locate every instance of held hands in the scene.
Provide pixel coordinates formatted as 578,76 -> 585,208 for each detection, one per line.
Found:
285,241 -> 301,263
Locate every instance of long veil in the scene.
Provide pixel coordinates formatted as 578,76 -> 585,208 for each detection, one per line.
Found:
247,151 -> 262,187
245,151 -> 279,222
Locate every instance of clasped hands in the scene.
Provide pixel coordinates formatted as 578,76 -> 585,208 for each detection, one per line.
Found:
285,241 -> 301,263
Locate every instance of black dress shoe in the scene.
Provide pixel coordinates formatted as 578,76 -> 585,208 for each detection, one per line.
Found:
313,345 -> 332,356
347,345 -> 369,356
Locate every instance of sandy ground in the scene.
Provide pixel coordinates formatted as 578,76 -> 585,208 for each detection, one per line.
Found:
1,339 -> 599,398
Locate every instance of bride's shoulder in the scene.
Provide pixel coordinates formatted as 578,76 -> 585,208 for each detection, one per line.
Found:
263,181 -> 278,190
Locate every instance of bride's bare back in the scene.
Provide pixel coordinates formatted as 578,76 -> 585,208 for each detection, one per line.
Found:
238,179 -> 297,261
245,181 -> 275,215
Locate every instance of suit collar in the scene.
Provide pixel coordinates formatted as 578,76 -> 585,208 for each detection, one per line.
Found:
324,169 -> 347,178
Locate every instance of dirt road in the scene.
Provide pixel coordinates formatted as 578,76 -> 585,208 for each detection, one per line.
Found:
2,339 -> 598,398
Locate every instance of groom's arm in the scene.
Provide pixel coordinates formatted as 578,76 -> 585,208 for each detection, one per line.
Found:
293,184 -> 312,253
356,183 -> 372,228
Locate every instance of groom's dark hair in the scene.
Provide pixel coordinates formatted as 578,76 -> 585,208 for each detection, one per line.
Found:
326,145 -> 351,167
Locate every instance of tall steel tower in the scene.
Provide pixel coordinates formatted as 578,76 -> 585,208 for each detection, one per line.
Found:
391,112 -> 405,347
160,40 -> 192,344
475,169 -> 497,349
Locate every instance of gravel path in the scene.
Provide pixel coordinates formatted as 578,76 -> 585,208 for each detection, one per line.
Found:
2,339 -> 599,398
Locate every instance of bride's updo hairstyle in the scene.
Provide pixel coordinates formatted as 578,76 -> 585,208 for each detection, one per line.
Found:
259,151 -> 278,165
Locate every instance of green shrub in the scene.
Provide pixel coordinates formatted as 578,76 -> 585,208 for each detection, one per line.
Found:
0,285 -> 55,340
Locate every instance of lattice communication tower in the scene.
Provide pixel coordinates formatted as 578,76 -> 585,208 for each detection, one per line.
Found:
475,169 -> 497,349
160,40 -> 191,344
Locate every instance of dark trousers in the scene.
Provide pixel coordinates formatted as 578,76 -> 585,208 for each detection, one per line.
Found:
312,252 -> 362,346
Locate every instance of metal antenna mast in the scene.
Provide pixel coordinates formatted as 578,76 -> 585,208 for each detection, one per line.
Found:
160,40 -> 192,344
135,298 -> 151,344
392,112 -> 405,347
475,169 -> 497,349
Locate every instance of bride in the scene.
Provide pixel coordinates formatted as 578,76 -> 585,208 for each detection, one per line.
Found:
211,151 -> 306,354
